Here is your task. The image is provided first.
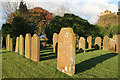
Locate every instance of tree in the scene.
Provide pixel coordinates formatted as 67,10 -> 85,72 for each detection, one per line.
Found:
19,1 -> 28,14
1,1 -> 35,49
2,1 -> 19,20
45,13 -> 107,43
53,4 -> 70,16
6,6 -> 54,35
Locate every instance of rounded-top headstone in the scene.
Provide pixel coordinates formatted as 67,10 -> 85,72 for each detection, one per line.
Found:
95,37 -> 102,50
53,33 -> 58,53
103,35 -> 109,51
25,33 -> 31,59
87,36 -> 92,49
31,34 -> 40,61
79,37 -> 85,52
6,34 -> 10,51
15,37 -> 19,53
19,35 -> 24,55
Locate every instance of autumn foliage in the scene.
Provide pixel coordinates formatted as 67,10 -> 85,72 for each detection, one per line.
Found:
6,7 -> 54,35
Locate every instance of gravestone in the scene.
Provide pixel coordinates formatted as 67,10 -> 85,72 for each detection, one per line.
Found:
25,33 -> 31,59
79,37 -> 85,52
103,35 -> 109,51
1,37 -> 3,49
57,27 -> 76,76
94,37 -> 102,50
117,34 -> 120,53
87,36 -> 92,49
75,34 -> 79,48
53,33 -> 58,53
31,34 -> 40,61
10,38 -> 13,51
19,35 -> 24,55
6,34 -> 10,51
113,35 -> 118,44
109,38 -> 115,51
15,37 -> 19,53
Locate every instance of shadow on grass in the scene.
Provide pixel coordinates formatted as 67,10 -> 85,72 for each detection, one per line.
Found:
40,53 -> 57,61
40,50 -> 53,53
86,48 -> 97,52
40,47 -> 53,50
1,51 -> 12,53
75,53 -> 117,74
76,48 -> 85,54
40,53 -> 55,57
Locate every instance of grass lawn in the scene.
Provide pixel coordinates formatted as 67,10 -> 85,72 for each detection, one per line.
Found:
1,47 -> 118,78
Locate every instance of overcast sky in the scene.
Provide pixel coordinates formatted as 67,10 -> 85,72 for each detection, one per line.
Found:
0,0 -> 119,29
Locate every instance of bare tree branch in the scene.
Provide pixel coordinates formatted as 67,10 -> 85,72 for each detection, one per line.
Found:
2,2 -> 19,19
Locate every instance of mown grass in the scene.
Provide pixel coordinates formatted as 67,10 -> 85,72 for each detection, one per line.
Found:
1,47 -> 118,78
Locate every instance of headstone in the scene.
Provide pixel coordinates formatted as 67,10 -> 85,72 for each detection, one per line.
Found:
1,37 -> 3,49
103,35 -> 109,51
31,34 -> 40,61
25,33 -> 31,59
15,37 -> 19,53
79,37 -> 85,52
75,34 -> 79,48
53,33 -> 58,53
19,35 -> 24,55
94,37 -> 102,50
113,35 -> 118,44
10,38 -> 13,51
6,34 -> 10,51
57,27 -> 75,76
117,34 -> 120,53
87,36 -> 92,49
109,38 -> 116,51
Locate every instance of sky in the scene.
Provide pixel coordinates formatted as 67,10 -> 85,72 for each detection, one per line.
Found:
0,0 -> 119,30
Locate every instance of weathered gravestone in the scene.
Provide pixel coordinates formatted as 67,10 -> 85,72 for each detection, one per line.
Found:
15,37 -> 19,53
116,34 -> 120,53
6,34 -> 10,51
103,35 -> 110,51
25,33 -> 31,59
75,34 -> 79,48
109,38 -> 116,51
31,34 -> 40,61
79,37 -> 85,52
10,38 -> 13,51
1,37 -> 3,49
94,37 -> 102,50
19,35 -> 24,55
87,36 -> 92,49
113,34 -> 118,52
57,27 -> 76,76
53,33 -> 58,53
113,35 -> 117,44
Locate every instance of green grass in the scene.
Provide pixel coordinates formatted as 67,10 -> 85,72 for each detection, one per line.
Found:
1,47 -> 118,78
